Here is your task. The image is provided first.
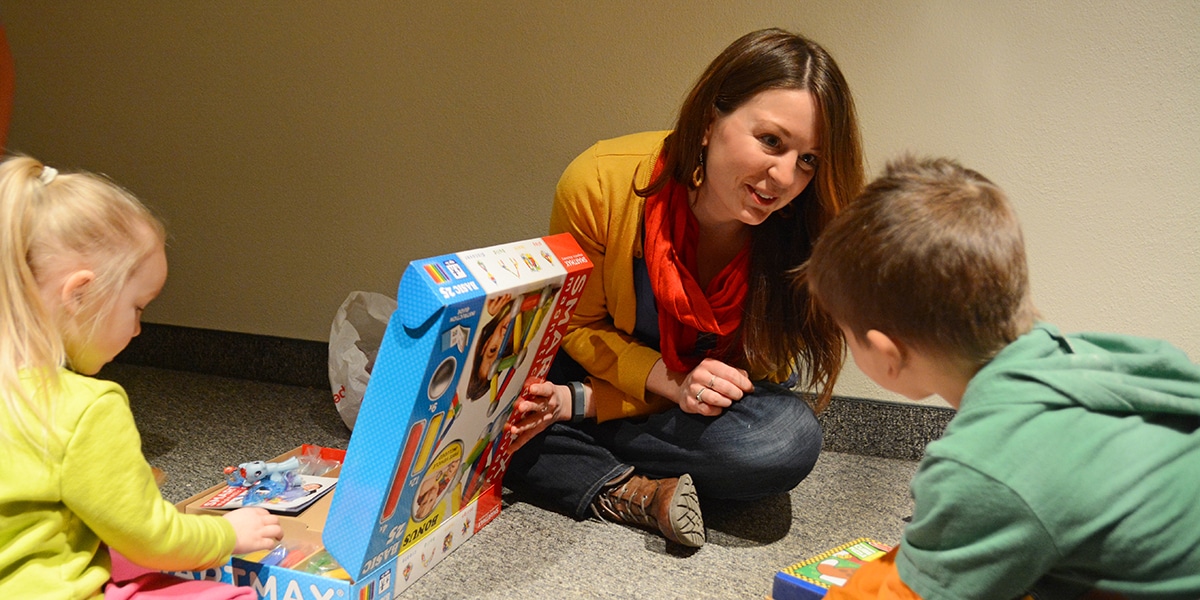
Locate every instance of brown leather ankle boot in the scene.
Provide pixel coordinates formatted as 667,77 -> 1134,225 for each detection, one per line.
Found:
592,473 -> 705,547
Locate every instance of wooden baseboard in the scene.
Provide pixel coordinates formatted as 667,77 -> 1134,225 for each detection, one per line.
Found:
115,322 -> 328,388
116,323 -> 953,460
817,395 -> 954,461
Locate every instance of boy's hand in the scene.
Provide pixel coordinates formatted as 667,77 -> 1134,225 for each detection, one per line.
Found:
224,507 -> 283,555
507,380 -> 567,453
678,358 -> 752,416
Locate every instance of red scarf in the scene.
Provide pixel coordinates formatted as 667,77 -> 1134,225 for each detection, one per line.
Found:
643,158 -> 750,372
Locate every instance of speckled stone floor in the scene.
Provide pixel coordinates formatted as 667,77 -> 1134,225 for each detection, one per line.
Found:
103,325 -> 952,598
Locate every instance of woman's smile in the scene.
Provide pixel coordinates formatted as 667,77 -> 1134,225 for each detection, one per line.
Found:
748,185 -> 778,207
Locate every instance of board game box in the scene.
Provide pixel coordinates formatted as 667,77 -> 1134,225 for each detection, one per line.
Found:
771,538 -> 893,600
172,233 -> 592,599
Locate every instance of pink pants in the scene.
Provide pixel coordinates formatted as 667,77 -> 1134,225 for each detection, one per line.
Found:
105,551 -> 255,600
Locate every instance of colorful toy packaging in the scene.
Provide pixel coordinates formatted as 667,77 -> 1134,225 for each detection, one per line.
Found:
173,233 -> 592,599
771,538 -> 893,600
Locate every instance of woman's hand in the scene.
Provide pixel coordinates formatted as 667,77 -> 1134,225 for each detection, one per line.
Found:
675,358 -> 753,417
507,380 -> 569,453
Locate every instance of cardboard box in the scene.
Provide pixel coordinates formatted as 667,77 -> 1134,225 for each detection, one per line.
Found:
172,233 -> 592,599
770,538 -> 892,600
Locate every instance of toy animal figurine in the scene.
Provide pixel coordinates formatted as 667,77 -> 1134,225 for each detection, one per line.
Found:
223,456 -> 304,505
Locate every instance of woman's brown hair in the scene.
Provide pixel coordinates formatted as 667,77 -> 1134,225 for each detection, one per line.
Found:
640,28 -> 864,410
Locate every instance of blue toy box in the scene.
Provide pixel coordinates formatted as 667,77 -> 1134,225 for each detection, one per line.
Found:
174,233 -> 592,598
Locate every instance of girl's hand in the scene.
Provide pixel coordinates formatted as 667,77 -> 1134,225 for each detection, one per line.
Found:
676,358 -> 753,417
507,380 -> 569,453
224,507 -> 283,555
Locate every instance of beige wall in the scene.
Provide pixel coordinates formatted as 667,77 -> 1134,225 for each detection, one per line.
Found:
3,1 -> 1197,404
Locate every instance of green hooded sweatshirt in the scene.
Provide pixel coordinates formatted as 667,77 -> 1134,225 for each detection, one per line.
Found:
896,323 -> 1200,600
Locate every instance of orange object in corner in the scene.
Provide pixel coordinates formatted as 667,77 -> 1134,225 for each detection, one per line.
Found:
822,547 -> 923,600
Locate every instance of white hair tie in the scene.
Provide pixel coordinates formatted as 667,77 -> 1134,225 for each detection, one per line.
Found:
39,166 -> 58,185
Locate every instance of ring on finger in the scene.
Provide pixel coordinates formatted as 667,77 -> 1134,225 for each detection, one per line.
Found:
695,388 -> 707,402
707,375 -> 717,388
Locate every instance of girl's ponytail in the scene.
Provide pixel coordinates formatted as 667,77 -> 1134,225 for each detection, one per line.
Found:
0,156 -> 70,451
0,156 -> 164,451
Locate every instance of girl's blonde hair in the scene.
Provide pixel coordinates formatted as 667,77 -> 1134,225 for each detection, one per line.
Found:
0,155 -> 165,451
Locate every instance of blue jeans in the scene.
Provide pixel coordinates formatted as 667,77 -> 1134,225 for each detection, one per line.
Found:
505,380 -> 823,519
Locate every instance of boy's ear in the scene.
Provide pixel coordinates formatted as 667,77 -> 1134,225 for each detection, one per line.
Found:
60,270 -> 95,314
865,329 -> 906,379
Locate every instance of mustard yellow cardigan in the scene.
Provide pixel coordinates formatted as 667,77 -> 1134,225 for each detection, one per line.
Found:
549,131 -> 673,422
551,131 -> 797,423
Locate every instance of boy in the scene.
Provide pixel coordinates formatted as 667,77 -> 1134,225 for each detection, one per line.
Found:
805,156 -> 1200,599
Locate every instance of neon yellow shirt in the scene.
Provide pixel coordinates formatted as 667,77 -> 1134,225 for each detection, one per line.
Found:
0,368 -> 235,599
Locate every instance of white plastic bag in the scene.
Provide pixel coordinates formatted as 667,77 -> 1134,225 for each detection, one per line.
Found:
329,291 -> 397,430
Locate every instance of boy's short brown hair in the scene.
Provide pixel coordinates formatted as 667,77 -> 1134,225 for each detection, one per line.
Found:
805,155 -> 1036,366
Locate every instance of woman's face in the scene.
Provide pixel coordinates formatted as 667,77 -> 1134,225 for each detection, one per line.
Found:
697,88 -> 820,227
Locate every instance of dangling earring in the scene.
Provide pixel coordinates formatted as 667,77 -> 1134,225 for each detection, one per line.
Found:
691,150 -> 706,188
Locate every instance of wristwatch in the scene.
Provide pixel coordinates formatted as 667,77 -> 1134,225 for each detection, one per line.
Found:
568,381 -> 587,424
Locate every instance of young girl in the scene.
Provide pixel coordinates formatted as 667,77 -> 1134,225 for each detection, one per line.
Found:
0,156 -> 282,598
